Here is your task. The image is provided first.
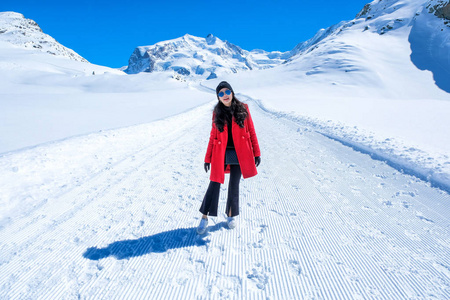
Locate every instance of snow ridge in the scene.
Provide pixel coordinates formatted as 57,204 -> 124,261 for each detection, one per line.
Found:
289,21 -> 347,58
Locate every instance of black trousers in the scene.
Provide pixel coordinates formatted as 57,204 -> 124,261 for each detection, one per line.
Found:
199,165 -> 241,217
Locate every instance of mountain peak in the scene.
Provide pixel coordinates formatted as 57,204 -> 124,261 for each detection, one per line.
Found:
125,34 -> 290,78
0,11 -> 26,19
182,33 -> 195,40
0,11 -> 87,62
206,33 -> 216,45
0,11 -> 25,19
0,11 -> 42,33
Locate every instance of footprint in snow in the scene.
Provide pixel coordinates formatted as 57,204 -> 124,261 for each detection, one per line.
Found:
416,212 -> 434,224
246,263 -> 271,290
288,260 -> 302,276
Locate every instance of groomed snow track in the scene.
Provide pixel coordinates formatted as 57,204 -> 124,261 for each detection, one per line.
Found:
0,99 -> 449,299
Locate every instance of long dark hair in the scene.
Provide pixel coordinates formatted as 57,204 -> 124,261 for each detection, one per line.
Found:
214,96 -> 248,132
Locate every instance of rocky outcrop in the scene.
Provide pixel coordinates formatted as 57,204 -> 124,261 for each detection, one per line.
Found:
356,3 -> 372,18
431,1 -> 450,20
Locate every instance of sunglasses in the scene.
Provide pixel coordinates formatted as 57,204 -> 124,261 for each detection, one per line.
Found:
218,90 -> 232,97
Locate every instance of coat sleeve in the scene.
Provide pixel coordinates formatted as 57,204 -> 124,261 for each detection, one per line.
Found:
204,113 -> 216,163
246,105 -> 261,157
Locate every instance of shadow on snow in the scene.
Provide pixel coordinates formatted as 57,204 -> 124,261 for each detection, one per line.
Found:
409,14 -> 450,93
83,222 -> 227,260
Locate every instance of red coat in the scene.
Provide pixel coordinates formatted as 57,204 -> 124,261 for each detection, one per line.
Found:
205,104 -> 261,184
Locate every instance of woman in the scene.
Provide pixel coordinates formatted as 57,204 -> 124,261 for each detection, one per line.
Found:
197,81 -> 261,234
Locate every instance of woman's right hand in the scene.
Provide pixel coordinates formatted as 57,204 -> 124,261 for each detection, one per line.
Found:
204,163 -> 210,173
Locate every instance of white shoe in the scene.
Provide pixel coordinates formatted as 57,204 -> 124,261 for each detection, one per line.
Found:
197,218 -> 208,234
227,217 -> 236,229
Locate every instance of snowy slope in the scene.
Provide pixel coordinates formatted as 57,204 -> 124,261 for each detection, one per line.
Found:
0,99 -> 449,299
125,34 -> 290,79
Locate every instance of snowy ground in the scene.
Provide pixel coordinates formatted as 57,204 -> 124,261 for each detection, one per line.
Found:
1,97 -> 449,299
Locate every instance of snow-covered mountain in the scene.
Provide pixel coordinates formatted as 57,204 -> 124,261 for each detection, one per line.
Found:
0,11 -> 87,62
226,0 -> 450,97
125,34 -> 290,79
0,11 -> 129,95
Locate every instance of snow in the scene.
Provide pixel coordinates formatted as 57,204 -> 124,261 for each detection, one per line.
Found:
1,0 -> 450,298
1,100 -> 449,298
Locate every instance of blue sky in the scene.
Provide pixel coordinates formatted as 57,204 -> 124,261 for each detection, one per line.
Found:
1,0 -> 370,68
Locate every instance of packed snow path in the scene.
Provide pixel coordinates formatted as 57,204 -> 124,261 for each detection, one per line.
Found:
1,99 -> 449,299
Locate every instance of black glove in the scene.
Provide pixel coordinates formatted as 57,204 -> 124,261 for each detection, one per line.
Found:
255,156 -> 261,167
204,163 -> 210,173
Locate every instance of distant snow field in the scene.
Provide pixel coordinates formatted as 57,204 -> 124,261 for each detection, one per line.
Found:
1,0 -> 450,298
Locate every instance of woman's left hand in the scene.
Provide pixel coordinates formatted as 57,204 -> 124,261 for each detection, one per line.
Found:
255,156 -> 261,167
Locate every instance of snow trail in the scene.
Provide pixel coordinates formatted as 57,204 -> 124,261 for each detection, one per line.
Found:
0,98 -> 449,299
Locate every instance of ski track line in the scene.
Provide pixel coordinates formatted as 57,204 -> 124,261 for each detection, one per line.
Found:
1,99 -> 450,299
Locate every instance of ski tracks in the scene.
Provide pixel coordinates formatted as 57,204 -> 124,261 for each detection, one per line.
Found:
0,99 -> 449,299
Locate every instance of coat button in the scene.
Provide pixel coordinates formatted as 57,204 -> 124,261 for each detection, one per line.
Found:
242,136 -> 245,139
218,141 -> 221,144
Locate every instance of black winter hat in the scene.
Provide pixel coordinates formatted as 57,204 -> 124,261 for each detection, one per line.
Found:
216,81 -> 234,97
